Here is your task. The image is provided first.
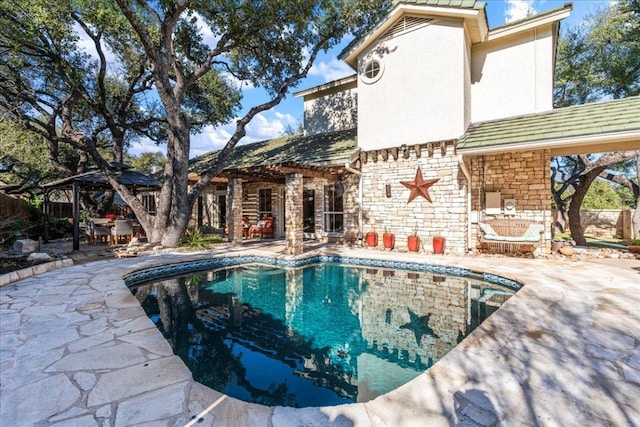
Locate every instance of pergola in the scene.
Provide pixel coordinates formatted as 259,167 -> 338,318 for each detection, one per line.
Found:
41,163 -> 161,250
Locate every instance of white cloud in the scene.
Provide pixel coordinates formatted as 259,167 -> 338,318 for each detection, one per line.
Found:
74,24 -> 118,66
189,110 -> 296,157
504,0 -> 538,23
127,139 -> 166,157
245,112 -> 286,140
193,13 -> 222,50
309,58 -> 354,83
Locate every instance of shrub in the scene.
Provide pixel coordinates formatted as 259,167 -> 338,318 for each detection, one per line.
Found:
179,227 -> 209,250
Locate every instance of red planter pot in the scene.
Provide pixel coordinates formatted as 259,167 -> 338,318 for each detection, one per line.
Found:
433,236 -> 446,254
383,233 -> 395,250
366,232 -> 378,247
407,235 -> 420,252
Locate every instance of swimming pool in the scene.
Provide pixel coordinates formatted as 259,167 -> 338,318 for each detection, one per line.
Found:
126,257 -> 520,408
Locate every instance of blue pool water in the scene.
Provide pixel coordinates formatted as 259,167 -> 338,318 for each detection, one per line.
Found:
130,262 -> 516,407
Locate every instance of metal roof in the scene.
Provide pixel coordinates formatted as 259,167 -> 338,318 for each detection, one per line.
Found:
42,167 -> 162,192
458,96 -> 640,154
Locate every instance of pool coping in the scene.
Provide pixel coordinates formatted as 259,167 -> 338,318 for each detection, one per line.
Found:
1,245 -> 639,426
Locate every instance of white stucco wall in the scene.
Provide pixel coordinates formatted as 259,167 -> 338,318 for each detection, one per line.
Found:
303,86 -> 358,136
471,25 -> 555,122
357,19 -> 467,151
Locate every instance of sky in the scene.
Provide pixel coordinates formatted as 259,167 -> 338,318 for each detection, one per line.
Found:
125,0 -> 613,159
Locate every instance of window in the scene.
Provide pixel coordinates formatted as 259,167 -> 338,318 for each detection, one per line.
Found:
258,188 -> 272,217
324,183 -> 344,233
303,190 -> 315,233
141,194 -> 156,215
361,59 -> 384,84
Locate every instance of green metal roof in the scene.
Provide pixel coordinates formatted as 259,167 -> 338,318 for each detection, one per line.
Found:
391,0 -> 484,10
458,96 -> 640,152
189,128 -> 358,174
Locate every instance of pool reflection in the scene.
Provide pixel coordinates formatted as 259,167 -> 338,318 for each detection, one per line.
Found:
130,263 -> 515,407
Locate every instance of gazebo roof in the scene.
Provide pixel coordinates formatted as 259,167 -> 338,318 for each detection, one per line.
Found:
42,166 -> 162,192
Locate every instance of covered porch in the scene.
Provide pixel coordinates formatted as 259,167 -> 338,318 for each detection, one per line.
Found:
188,129 -> 360,255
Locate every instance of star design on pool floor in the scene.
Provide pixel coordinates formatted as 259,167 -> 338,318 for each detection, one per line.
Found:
400,308 -> 439,346
400,167 -> 440,204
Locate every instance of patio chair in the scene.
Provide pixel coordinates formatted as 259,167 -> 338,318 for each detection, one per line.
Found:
86,218 -> 110,245
110,219 -> 134,245
248,216 -> 274,239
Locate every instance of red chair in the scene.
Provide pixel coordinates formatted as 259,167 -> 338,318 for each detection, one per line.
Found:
248,216 -> 274,239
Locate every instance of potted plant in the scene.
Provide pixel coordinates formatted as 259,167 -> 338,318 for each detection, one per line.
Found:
407,227 -> 420,252
628,239 -> 640,254
383,227 -> 395,250
366,228 -> 378,247
433,234 -> 446,254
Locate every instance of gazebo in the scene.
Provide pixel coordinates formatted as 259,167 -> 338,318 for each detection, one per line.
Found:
41,163 -> 161,250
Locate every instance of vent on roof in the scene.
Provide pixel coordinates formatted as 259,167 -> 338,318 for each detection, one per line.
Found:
379,16 -> 433,41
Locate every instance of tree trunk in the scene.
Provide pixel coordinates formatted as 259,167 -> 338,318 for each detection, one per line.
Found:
567,167 -> 607,245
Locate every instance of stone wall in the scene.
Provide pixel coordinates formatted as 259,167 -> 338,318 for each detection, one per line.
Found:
554,209 -> 634,240
359,141 -> 468,254
469,149 -> 552,251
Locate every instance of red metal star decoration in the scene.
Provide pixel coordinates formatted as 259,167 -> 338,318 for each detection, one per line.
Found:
400,167 -> 440,204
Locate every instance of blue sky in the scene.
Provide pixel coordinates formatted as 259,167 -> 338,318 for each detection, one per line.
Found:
127,0 -> 612,158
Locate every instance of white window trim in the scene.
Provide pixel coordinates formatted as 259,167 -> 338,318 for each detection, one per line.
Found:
361,59 -> 384,85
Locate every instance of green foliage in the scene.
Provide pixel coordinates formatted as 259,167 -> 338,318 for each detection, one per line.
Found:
554,0 -> 640,106
581,178 -> 625,209
1,0 -> 387,246
0,120 -> 77,190
179,227 -> 209,250
124,152 -> 166,175
47,218 -> 74,239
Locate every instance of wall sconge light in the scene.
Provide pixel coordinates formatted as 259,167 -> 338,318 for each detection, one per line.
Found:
400,144 -> 407,152
385,184 -> 391,198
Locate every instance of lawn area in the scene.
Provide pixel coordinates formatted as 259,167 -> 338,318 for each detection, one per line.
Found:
553,233 -> 628,250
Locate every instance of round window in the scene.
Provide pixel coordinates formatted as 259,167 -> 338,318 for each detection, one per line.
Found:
361,59 -> 384,84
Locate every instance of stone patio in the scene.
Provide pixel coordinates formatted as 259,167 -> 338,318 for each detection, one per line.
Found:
1,243 -> 639,426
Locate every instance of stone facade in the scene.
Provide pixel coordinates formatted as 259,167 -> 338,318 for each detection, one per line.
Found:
469,149 -> 552,251
226,178 -> 244,245
285,174 -> 304,255
358,141 -> 468,254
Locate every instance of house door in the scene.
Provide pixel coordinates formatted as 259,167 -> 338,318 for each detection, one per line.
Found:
303,189 -> 315,240
217,194 -> 226,229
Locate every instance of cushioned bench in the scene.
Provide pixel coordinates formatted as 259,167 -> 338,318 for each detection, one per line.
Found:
478,218 -> 544,253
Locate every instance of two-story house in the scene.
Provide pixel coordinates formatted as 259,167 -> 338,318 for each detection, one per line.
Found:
189,0 -> 640,255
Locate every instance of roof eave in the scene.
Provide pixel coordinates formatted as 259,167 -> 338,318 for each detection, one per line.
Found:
293,74 -> 357,99
458,129 -> 640,156
486,3 -> 572,42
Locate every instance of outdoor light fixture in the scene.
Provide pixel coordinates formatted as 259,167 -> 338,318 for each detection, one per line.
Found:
385,183 -> 391,198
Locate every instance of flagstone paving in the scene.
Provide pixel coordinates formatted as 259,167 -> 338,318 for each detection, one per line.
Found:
1,244 -> 639,426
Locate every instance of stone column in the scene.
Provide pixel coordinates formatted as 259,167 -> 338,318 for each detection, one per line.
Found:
227,178 -> 244,246
285,173 -> 304,255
